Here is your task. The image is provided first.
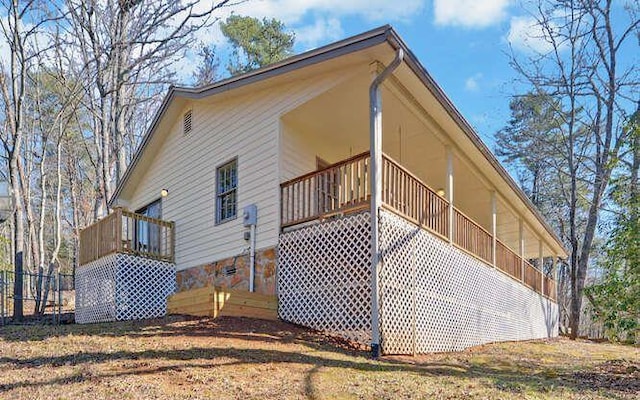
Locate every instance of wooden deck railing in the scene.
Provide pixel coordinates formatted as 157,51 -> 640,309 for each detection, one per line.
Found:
280,151 -> 556,301
79,208 -> 175,265
453,208 -> 493,264
544,276 -> 557,301
523,260 -> 542,293
495,239 -> 522,280
382,154 -> 449,239
280,152 -> 370,228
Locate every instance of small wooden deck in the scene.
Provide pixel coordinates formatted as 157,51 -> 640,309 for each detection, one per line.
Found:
167,286 -> 278,320
79,208 -> 175,265
280,151 -> 557,302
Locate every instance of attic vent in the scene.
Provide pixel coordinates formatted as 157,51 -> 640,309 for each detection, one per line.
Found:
183,110 -> 192,135
224,265 -> 237,276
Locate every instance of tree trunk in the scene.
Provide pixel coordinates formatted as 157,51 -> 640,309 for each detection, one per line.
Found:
9,154 -> 24,321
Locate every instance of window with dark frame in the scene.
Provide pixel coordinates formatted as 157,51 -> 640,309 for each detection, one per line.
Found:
216,158 -> 237,223
135,199 -> 162,254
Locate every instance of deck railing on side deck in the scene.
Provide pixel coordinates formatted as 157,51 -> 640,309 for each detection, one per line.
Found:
280,152 -> 370,228
79,208 -> 175,265
280,151 -> 556,301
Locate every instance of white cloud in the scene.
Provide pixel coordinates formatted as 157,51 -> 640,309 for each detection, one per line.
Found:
0,14 -> 56,70
294,17 -> 344,49
464,73 -> 482,91
177,0 -> 426,81
220,0 -> 425,25
197,0 -> 425,47
506,15 -> 556,53
434,0 -> 511,28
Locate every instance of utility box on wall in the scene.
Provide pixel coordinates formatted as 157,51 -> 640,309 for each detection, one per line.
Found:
243,204 -> 257,226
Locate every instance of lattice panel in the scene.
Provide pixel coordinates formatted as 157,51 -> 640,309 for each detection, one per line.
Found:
75,254 -> 118,323
278,212 -> 372,344
379,210 -> 558,354
75,253 -> 175,324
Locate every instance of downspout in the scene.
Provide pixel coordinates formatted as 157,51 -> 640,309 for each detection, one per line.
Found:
370,47 -> 404,358
249,223 -> 256,292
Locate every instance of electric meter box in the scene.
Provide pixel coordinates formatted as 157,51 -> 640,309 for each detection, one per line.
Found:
243,204 -> 257,226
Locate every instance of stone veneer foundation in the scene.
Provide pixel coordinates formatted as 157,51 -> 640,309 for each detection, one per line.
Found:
175,247 -> 276,296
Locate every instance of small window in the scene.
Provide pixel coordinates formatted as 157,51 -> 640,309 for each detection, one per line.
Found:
216,158 -> 237,223
183,110 -> 192,135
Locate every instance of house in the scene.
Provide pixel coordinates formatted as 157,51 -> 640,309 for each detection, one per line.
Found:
75,25 -> 567,355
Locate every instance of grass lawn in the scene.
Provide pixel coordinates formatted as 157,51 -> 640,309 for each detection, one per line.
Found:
0,316 -> 638,399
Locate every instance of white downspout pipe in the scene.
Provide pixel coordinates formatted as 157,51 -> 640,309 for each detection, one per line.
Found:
370,48 -> 404,358
249,223 -> 256,292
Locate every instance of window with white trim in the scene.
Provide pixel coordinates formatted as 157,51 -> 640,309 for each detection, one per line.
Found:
216,158 -> 237,223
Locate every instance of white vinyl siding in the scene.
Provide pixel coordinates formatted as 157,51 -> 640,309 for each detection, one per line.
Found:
125,68 -> 351,271
279,123 -> 318,182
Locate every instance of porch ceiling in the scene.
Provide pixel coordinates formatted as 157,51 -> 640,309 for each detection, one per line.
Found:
281,59 -> 563,259
281,71 -> 446,174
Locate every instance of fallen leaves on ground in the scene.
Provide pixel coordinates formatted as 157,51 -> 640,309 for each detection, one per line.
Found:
0,316 -> 637,399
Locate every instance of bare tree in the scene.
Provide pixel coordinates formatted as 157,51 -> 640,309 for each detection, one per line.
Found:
66,0 -> 230,218
0,0 -> 235,319
0,0 -> 64,320
506,0 -> 639,338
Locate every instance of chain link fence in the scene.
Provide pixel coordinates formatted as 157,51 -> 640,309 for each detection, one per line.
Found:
0,269 -> 74,325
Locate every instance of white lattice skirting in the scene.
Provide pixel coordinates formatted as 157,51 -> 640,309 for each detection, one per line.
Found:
278,210 -> 558,354
75,253 -> 176,324
278,212 -> 372,345
379,210 -> 558,354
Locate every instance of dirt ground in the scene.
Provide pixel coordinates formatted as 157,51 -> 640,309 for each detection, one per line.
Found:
0,316 -> 638,399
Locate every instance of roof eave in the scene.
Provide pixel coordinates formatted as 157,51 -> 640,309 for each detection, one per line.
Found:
109,25 -> 394,207
388,31 -> 568,256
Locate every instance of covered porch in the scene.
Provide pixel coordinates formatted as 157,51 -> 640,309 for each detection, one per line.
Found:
278,66 -> 560,302
280,151 -> 556,301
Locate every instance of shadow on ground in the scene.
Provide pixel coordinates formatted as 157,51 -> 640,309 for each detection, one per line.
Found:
0,316 -> 637,398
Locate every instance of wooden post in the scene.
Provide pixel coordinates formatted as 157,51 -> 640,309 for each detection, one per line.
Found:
114,207 -> 123,253
554,256 -> 559,301
170,222 -> 176,263
95,221 -> 100,263
446,146 -> 454,243
519,218 -> 525,281
539,240 -> 544,296
491,191 -> 497,267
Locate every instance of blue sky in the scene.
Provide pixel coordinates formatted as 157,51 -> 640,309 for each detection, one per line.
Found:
187,0 -> 560,149
3,1 -> 633,151
183,0 -> 635,152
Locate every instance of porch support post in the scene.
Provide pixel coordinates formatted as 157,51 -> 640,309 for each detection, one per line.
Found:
554,256 -> 560,301
539,240 -> 544,296
490,191 -> 497,267
519,218 -> 525,281
446,146 -> 454,243
369,49 -> 403,358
